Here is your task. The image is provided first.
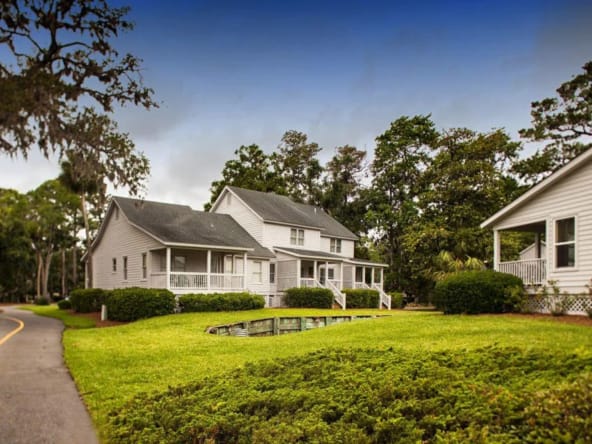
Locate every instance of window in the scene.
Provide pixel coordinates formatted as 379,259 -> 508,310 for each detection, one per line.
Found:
252,261 -> 262,283
112,258 -> 117,272
327,268 -> 335,280
225,255 -> 234,273
290,228 -> 304,246
173,255 -> 186,272
269,263 -> 276,284
555,217 -> 575,268
330,238 -> 342,253
235,256 -> 244,274
141,253 -> 147,279
123,256 -> 128,280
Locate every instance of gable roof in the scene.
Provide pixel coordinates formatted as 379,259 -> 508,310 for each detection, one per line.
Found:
106,197 -> 274,258
481,148 -> 592,229
220,186 -> 359,241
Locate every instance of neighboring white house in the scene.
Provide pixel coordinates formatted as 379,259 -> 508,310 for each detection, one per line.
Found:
89,187 -> 389,308
481,148 -> 592,302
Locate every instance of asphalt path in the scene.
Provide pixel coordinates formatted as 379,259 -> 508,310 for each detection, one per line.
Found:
0,306 -> 99,444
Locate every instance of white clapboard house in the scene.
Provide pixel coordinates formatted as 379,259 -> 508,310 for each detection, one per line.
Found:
88,186 -> 389,308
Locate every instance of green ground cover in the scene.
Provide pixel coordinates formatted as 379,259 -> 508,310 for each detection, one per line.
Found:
61,308 -> 592,441
20,305 -> 96,329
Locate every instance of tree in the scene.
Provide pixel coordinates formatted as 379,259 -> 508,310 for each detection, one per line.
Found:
25,180 -> 79,300
204,144 -> 284,210
514,60 -> 592,184
0,0 -> 156,158
366,115 -> 439,291
319,145 -> 368,236
0,188 -> 34,301
272,130 -> 322,203
403,127 -> 521,297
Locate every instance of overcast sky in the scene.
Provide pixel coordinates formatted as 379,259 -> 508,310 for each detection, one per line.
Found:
1,0 -> 591,209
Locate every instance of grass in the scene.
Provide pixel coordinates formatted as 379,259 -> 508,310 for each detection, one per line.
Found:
20,305 -> 96,329
61,308 -> 592,435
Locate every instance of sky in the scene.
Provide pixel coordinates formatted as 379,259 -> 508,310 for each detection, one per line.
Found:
1,0 -> 591,208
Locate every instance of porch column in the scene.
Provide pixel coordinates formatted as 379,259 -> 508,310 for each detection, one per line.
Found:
166,247 -> 171,290
206,250 -> 211,291
493,230 -> 501,271
380,268 -> 384,290
325,261 -> 329,285
371,267 -> 375,287
296,259 -> 301,287
340,262 -> 344,290
243,252 -> 247,290
313,260 -> 318,284
362,267 -> 366,286
534,233 -> 541,259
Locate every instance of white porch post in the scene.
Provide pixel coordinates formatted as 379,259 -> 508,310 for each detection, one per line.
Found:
340,262 -> 344,290
296,259 -> 301,287
493,230 -> 501,271
166,247 -> 171,290
313,260 -> 318,284
534,232 -> 541,259
371,267 -> 375,287
362,267 -> 366,285
206,250 -> 211,291
325,261 -> 329,285
380,268 -> 384,289
243,252 -> 247,290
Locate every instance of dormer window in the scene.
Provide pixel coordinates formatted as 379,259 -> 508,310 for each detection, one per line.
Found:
290,228 -> 304,246
330,238 -> 342,253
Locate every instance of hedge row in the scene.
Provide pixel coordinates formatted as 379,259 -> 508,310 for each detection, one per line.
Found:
433,270 -> 525,314
179,292 -> 264,312
342,288 -> 379,308
68,287 -> 175,321
285,287 -> 333,308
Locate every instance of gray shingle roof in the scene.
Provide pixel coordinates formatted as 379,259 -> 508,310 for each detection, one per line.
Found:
226,186 -> 359,240
113,197 -> 274,258
273,247 -> 345,260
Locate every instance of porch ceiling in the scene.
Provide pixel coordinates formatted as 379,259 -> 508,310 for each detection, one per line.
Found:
499,221 -> 545,233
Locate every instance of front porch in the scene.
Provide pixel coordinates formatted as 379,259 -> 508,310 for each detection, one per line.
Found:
494,221 -> 547,285
149,247 -> 248,293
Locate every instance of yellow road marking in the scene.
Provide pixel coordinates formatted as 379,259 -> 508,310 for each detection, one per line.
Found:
0,317 -> 24,346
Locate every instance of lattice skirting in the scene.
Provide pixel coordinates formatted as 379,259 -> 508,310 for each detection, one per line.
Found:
524,295 -> 592,315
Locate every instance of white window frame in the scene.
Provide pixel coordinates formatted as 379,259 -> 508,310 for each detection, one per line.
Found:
554,216 -> 576,270
141,253 -> 147,280
330,238 -> 342,253
252,260 -> 262,283
123,256 -> 128,281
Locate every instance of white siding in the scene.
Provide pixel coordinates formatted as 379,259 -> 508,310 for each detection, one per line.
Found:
263,223 -> 321,250
92,209 -> 162,289
213,191 -> 264,244
494,162 -> 592,294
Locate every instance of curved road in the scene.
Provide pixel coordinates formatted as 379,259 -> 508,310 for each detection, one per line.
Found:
0,306 -> 99,444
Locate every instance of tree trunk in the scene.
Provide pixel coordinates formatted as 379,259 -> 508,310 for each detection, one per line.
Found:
61,249 -> 67,297
36,251 -> 42,300
81,194 -> 92,288
42,251 -> 52,299
72,246 -> 77,289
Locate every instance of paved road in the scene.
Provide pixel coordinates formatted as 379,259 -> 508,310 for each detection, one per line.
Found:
0,306 -> 99,444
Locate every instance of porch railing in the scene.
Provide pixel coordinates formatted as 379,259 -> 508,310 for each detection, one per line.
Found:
169,272 -> 244,290
498,258 -> 546,285
326,279 -> 346,310
372,283 -> 391,310
300,278 -> 319,288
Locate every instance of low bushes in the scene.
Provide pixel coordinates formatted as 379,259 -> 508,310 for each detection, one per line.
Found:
106,288 -> 175,322
57,299 -> 72,310
107,347 -> 592,443
179,292 -> 265,312
285,287 -> 333,308
69,288 -> 108,313
389,291 -> 405,308
433,270 -> 524,314
34,297 -> 49,306
342,288 -> 379,308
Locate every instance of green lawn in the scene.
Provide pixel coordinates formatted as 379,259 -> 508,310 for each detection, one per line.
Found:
20,305 -> 96,328
61,308 -> 592,435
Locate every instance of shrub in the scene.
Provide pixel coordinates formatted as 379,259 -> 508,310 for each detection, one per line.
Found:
106,288 -> 175,322
342,289 -> 379,308
34,297 -> 49,306
433,270 -> 524,314
179,292 -> 265,312
57,299 -> 72,310
389,291 -> 405,309
69,288 -> 108,313
285,287 -> 333,308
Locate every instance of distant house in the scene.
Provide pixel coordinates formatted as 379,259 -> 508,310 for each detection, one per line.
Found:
88,186 -> 389,308
481,148 -> 592,300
